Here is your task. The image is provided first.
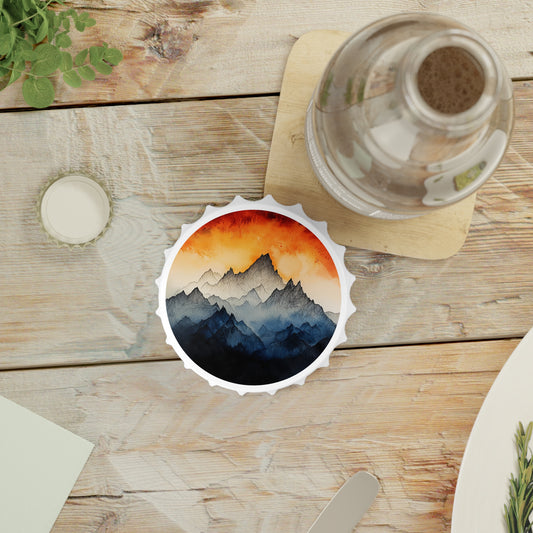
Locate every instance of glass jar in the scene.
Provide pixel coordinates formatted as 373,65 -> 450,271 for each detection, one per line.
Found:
305,13 -> 514,219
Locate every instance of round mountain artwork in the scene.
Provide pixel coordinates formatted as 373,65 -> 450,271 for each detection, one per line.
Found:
165,209 -> 341,386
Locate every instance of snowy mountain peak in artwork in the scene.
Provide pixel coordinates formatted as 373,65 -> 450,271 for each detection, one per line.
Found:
184,269 -> 222,295
200,253 -> 285,301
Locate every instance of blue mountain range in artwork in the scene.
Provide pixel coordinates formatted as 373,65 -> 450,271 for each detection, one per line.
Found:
166,253 -> 338,385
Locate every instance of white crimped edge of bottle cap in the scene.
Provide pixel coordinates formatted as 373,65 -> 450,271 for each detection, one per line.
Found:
156,195 -> 355,395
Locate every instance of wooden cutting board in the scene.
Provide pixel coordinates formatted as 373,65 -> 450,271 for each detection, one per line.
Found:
264,30 -> 476,260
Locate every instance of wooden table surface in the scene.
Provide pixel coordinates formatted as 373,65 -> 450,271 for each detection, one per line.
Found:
1,1 -> 532,531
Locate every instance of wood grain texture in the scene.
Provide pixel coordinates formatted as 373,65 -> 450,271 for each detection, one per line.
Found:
0,338 -> 519,532
1,86 -> 533,369
0,97 -> 275,369
0,0 -> 532,109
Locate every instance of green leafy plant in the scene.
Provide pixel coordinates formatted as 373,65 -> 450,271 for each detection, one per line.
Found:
505,421 -> 533,533
0,0 -> 123,108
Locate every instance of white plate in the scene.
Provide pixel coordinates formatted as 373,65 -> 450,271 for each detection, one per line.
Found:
452,328 -> 533,532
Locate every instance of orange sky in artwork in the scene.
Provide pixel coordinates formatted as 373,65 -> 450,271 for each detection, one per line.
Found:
166,210 -> 341,313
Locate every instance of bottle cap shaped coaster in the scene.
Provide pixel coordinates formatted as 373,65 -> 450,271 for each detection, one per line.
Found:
38,173 -> 112,247
156,196 -> 355,395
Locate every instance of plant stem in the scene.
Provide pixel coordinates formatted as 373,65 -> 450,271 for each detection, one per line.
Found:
4,65 -> 38,78
12,0 -> 56,26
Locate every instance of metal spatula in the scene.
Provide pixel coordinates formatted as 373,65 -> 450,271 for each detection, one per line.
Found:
307,471 -> 380,533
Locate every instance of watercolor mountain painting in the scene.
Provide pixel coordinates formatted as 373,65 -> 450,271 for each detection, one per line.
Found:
165,210 -> 341,386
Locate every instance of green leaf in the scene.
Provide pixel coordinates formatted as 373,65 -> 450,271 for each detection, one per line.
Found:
63,69 -> 82,88
35,11 -> 49,44
89,46 -> 112,74
55,31 -> 72,48
77,64 -> 95,80
25,16 -> 37,29
21,48 -> 38,61
15,38 -> 32,52
59,51 -> 72,72
46,11 -> 57,44
0,19 -> 8,37
22,76 -> 55,108
52,11 -> 61,31
8,57 -> 24,86
103,47 -> 122,66
31,43 -> 61,76
74,48 -> 88,66
0,33 -> 12,56
89,45 -> 104,63
0,1 -> 112,100
92,59 -> 112,75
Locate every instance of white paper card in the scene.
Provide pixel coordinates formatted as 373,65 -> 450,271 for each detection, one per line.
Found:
0,395 -> 94,533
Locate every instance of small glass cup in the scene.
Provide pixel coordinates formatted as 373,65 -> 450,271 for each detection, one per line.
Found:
305,13 -> 514,219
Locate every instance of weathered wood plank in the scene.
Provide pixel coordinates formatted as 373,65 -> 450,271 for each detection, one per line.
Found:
0,339 -> 519,532
1,85 -> 532,369
0,97 -> 275,368
0,0 -> 532,109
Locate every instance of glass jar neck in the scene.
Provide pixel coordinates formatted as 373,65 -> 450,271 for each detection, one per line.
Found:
399,29 -> 503,136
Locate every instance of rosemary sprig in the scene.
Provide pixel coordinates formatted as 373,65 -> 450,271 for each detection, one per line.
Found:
505,422 -> 533,533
